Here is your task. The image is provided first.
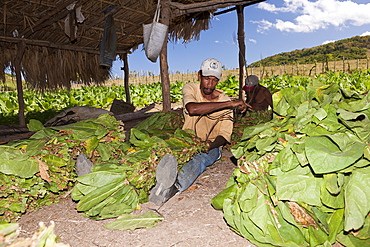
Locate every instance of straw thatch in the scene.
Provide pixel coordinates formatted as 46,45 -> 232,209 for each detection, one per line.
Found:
1,0 -> 264,90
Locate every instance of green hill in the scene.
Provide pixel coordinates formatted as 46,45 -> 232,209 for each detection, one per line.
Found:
250,35 -> 370,67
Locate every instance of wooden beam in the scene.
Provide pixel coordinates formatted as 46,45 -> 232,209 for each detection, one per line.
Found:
114,104 -> 156,122
83,5 -> 151,22
82,4 -> 151,33
115,112 -> 156,122
83,6 -> 118,32
214,0 -> 266,15
21,0 -> 77,38
0,36 -> 100,54
170,0 -> 264,16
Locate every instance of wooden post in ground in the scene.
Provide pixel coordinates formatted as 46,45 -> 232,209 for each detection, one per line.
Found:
15,41 -> 26,126
236,5 -> 245,100
159,1 -> 171,113
122,53 -> 131,104
342,57 -> 345,72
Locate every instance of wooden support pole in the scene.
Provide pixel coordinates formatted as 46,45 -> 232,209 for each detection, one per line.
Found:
14,41 -> 26,126
122,53 -> 131,104
159,2 -> 171,113
236,5 -> 246,100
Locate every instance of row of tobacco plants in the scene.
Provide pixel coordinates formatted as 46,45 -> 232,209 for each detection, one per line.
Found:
1,70 -> 369,125
1,70 -> 370,246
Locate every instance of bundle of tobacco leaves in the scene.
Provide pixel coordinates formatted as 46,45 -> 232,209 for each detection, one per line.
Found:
0,112 -> 208,222
212,82 -> 370,246
0,221 -> 69,246
231,108 -> 273,145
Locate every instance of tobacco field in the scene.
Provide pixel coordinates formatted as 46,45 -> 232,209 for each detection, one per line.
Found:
1,70 -> 370,246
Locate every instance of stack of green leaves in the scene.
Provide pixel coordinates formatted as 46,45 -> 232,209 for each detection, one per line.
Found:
0,221 -> 69,246
212,80 -> 370,246
231,109 -> 273,146
72,112 -> 209,220
0,112 -> 208,223
0,113 -> 125,223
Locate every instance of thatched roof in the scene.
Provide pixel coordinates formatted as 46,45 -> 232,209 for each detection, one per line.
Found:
1,0 -> 264,90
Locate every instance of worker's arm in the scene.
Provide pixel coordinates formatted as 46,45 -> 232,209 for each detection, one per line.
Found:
185,100 -> 250,116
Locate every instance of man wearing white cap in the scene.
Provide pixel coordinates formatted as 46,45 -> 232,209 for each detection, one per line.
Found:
242,75 -> 273,111
150,58 -> 249,205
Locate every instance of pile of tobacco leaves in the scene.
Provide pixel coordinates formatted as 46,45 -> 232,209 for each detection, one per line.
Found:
0,112 -> 208,226
0,221 -> 69,246
212,81 -> 370,246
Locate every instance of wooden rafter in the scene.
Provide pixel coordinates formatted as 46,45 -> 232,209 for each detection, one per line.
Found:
0,35 -> 100,54
214,0 -> 266,15
20,0 -> 77,38
169,0 -> 260,16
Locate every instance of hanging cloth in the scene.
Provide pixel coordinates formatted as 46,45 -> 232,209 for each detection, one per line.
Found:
64,3 -> 85,42
143,0 -> 168,63
99,6 -> 117,67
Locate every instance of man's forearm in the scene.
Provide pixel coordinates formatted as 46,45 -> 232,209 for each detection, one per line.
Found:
186,100 -> 248,116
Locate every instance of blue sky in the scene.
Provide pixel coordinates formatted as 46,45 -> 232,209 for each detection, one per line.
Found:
111,0 -> 370,78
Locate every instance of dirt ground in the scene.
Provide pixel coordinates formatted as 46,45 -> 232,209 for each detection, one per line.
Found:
17,149 -> 254,247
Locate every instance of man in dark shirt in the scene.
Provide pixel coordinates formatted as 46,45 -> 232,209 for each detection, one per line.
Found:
242,75 -> 273,111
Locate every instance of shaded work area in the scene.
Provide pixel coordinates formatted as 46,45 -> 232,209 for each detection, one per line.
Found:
1,0 -> 266,126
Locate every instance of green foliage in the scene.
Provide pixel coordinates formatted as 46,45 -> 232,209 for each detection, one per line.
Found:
216,75 -> 239,96
250,35 -> 370,67
0,114 -> 124,222
0,113 -> 209,224
212,82 -> 370,246
2,71 -> 370,126
71,113 -> 208,220
0,221 -> 69,246
262,74 -> 311,94
0,81 -> 187,125
261,70 -> 370,95
104,211 -> 163,230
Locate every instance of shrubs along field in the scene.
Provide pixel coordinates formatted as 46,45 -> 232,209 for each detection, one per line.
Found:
1,70 -> 370,125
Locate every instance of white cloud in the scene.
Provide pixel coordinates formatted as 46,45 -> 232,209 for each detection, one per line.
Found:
215,40 -> 222,43
252,19 -> 274,33
248,38 -> 257,44
360,31 -> 370,36
322,40 -> 335,45
255,0 -> 370,33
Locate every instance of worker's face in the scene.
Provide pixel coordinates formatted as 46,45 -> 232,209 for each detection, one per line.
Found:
199,73 -> 219,95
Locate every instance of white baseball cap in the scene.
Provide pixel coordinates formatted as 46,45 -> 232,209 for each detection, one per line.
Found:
200,58 -> 222,80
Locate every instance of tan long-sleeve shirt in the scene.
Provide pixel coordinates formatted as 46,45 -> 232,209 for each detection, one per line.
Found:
182,83 -> 233,143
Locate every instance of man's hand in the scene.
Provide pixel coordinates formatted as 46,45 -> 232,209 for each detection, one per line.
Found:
206,136 -> 228,151
230,100 -> 251,113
